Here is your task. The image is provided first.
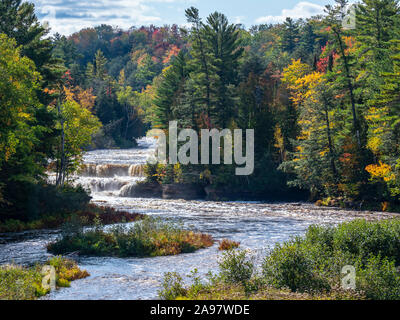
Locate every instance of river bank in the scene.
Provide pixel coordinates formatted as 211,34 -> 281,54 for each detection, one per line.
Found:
0,256 -> 89,300
1,141 -> 399,300
0,204 -> 143,234
1,196 -> 398,300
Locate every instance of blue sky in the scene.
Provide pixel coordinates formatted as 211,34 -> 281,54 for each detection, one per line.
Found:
30,0 -> 337,35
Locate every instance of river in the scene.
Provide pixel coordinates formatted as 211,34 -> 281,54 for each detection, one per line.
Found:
0,139 -> 392,300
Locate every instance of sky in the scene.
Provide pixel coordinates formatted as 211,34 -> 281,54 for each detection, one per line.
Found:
30,0 -> 338,35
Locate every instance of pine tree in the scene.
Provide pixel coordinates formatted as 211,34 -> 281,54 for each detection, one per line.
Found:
153,51 -> 189,129
364,40 -> 400,198
325,0 -> 361,146
0,0 -> 64,91
357,0 -> 400,96
185,7 -> 218,126
280,17 -> 300,54
203,12 -> 244,127
95,50 -> 108,80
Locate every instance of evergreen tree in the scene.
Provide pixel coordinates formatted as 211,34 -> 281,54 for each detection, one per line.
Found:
280,17 -> 300,54
153,51 -> 189,129
357,0 -> 400,96
203,12 -> 244,127
185,7 -> 218,126
325,0 -> 361,146
95,50 -> 108,80
0,0 -> 64,92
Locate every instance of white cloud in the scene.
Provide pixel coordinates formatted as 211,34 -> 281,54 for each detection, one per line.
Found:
32,0 -> 193,35
233,16 -> 245,24
255,1 -> 325,24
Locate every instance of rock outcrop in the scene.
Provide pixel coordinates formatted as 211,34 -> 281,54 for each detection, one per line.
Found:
119,182 -> 162,198
162,184 -> 206,200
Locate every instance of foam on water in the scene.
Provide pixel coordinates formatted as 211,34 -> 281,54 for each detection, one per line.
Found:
0,137 -> 390,300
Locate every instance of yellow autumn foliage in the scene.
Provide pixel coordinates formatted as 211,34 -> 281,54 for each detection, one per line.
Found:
366,162 -> 395,182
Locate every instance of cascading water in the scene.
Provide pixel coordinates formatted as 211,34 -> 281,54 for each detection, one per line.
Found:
73,138 -> 154,198
0,138 -> 390,300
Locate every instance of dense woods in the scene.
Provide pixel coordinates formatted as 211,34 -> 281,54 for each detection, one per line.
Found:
2,0 -> 400,223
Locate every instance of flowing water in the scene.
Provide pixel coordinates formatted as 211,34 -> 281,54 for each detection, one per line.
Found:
0,139 -> 392,300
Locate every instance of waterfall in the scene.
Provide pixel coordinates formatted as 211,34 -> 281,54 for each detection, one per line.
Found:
73,138 -> 155,196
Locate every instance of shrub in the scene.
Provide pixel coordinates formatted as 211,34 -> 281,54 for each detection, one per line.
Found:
219,239 -> 240,251
48,256 -> 90,282
144,163 -> 166,184
1,183 -> 91,222
357,255 -> 400,300
0,265 -> 44,300
218,249 -> 254,285
262,241 -> 329,293
47,217 -> 214,258
330,219 -> 400,265
0,202 -> 143,233
261,219 -> 400,298
158,272 -> 187,300
0,257 -> 89,300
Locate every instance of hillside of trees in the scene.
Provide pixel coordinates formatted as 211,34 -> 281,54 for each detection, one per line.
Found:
2,0 -> 400,220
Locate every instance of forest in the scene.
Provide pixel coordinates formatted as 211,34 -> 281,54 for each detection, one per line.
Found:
4,0 -> 400,303
2,0 -> 400,223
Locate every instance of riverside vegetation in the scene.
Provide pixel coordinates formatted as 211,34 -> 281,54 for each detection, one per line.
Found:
47,217 -> 214,258
159,219 -> 400,300
5,0 -> 400,218
0,257 -> 89,300
0,200 -> 144,233
3,0 -> 400,302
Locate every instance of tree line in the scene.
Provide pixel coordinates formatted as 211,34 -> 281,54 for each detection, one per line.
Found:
2,0 -> 400,217
148,0 -> 400,209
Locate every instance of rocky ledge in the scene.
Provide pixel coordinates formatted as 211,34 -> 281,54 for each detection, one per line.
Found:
162,184 -> 206,200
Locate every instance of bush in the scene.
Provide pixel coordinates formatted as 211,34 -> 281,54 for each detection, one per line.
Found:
260,219 -> 400,299
331,219 -> 400,265
47,217 -> 214,258
218,249 -> 254,285
0,257 -> 89,300
0,182 -> 91,222
158,272 -> 187,300
0,204 -> 143,233
219,239 -> 240,251
0,265 -> 44,300
357,255 -> 400,300
302,220 -> 400,265
262,242 -> 329,293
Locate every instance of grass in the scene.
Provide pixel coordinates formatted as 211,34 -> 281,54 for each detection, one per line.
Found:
0,257 -> 89,300
160,219 -> 400,301
0,204 -> 144,233
47,217 -> 214,258
176,282 -> 361,300
158,268 -> 361,301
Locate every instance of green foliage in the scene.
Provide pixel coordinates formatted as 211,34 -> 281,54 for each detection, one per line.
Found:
262,242 -> 330,293
357,255 -> 400,300
4,0 -> 400,221
0,265 -> 44,300
218,249 -> 254,285
158,272 -> 187,300
0,182 -> 91,222
47,217 -> 214,258
0,0 -> 64,92
54,98 -> 101,185
0,257 -> 89,300
261,219 -> 400,299
0,33 -> 41,168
